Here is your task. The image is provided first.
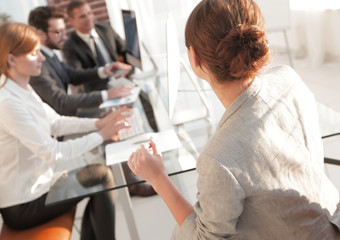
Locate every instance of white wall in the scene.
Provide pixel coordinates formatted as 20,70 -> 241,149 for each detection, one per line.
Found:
0,0 -> 47,24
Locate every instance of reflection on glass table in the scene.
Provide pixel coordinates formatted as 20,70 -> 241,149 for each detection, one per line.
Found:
46,99 -> 340,206
45,120 -> 214,206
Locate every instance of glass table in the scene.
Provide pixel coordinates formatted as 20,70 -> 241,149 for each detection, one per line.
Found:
45,75 -> 215,205
45,78 -> 214,239
45,79 -> 340,239
45,123 -> 212,206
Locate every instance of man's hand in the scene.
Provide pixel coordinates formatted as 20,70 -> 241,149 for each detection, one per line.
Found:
107,84 -> 133,99
103,62 -> 132,77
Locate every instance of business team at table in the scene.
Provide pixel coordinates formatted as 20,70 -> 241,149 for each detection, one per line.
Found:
1,0 -> 340,239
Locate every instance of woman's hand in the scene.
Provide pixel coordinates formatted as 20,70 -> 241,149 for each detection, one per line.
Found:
129,138 -> 194,227
127,137 -> 166,185
96,108 -> 132,141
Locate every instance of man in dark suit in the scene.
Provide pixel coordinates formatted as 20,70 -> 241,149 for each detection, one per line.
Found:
63,0 -> 158,131
28,6 -> 133,117
63,2 -> 140,92
28,6 -> 156,197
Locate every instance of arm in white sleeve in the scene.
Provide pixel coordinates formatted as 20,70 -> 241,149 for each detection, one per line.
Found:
101,90 -> 108,101
42,100 -> 99,137
0,98 -> 103,163
98,66 -> 109,79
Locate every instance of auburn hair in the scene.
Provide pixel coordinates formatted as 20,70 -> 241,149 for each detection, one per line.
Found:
185,0 -> 270,82
0,22 -> 39,80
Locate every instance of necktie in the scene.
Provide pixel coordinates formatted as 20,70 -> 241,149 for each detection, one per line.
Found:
52,54 -> 68,90
90,35 -> 106,66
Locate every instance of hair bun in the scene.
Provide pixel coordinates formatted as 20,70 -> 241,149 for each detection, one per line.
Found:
185,0 -> 269,82
215,24 -> 269,80
233,25 -> 265,52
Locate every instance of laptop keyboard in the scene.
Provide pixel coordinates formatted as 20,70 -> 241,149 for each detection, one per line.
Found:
119,109 -> 145,140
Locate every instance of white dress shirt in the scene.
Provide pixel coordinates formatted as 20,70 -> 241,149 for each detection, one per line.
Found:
76,29 -> 112,64
0,79 -> 103,208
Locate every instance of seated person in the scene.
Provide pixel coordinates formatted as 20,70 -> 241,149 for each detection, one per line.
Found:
28,6 -> 132,117
63,0 -> 158,131
63,0 -> 139,92
28,6 -> 156,197
127,0 -> 340,239
0,22 -> 131,238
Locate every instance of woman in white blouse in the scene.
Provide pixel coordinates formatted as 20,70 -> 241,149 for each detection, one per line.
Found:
0,22 -> 128,239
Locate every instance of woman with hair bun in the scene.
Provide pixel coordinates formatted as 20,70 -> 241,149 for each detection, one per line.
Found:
128,0 -> 340,239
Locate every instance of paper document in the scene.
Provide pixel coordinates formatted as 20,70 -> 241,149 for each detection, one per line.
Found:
99,86 -> 140,109
105,129 -> 182,166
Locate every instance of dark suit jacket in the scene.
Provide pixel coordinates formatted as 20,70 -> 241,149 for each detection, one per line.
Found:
29,50 -> 103,116
63,22 -> 140,91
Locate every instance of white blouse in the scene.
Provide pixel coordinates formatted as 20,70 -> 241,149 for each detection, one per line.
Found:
0,79 -> 103,208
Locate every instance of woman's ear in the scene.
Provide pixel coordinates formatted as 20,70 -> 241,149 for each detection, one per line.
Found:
187,46 -> 207,80
7,53 -> 16,68
188,46 -> 200,68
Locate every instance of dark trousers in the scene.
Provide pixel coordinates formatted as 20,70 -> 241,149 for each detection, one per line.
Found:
0,164 -> 116,240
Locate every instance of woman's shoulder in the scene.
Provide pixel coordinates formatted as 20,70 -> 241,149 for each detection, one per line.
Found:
0,85 -> 15,105
261,65 -> 305,87
200,124 -> 255,165
260,65 -> 301,85
263,64 -> 296,75
259,64 -> 313,107
0,92 -> 23,111
0,83 -> 28,115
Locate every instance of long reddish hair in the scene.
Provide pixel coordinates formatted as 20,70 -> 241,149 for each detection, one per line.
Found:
185,0 -> 270,82
0,22 -> 39,83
